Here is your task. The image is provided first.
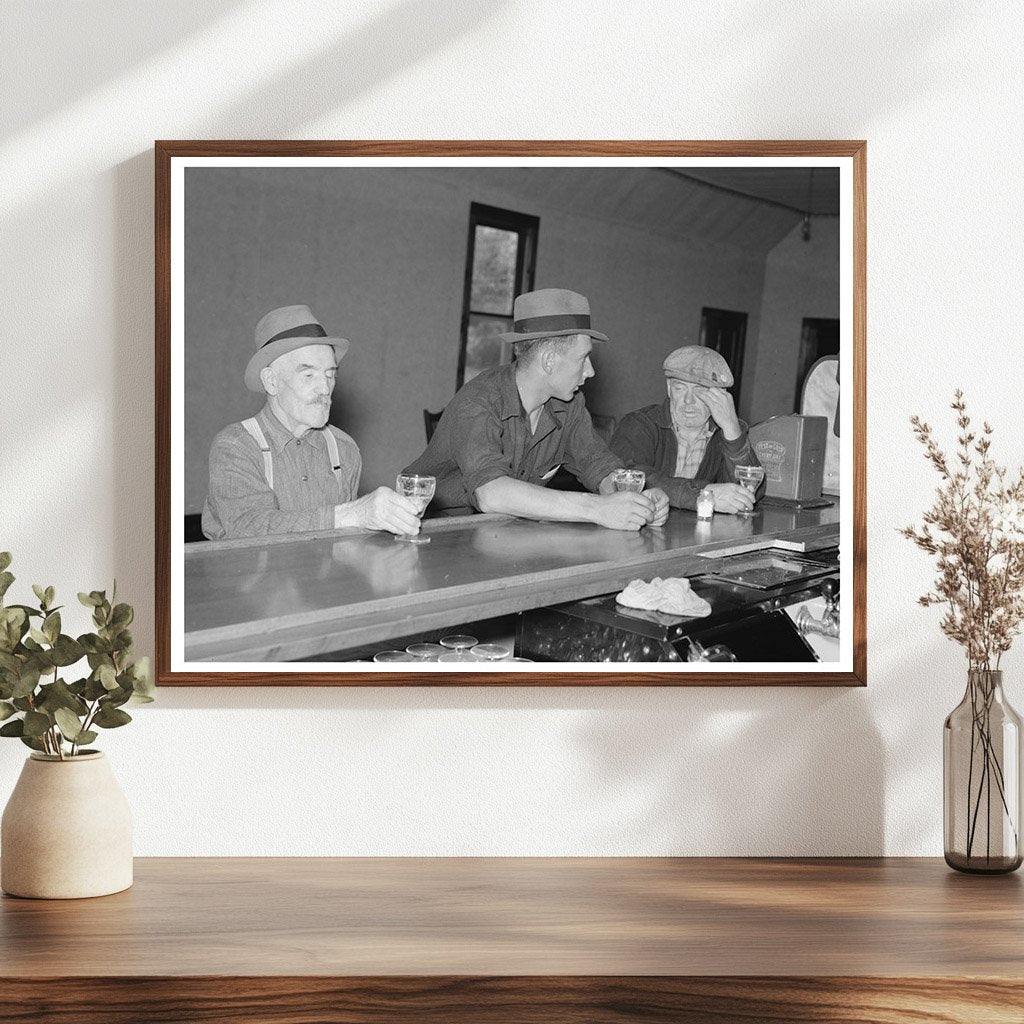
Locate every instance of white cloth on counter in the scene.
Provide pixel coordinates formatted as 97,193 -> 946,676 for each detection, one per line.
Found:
615,576 -> 712,618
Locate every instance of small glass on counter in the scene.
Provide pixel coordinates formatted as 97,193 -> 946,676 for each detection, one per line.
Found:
611,468 -> 645,493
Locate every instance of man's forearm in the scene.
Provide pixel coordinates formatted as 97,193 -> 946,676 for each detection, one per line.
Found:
476,477 -> 601,524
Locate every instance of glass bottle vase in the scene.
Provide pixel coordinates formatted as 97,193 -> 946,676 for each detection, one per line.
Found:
944,669 -> 1023,873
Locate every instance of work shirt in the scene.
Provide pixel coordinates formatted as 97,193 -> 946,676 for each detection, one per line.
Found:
610,399 -> 762,511
201,403 -> 361,539
671,415 -> 713,478
404,364 -> 623,515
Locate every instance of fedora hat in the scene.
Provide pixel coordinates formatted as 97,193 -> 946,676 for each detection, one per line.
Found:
498,289 -> 609,344
244,305 -> 350,392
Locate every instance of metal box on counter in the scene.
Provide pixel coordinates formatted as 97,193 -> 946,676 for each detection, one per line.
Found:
748,414 -> 828,502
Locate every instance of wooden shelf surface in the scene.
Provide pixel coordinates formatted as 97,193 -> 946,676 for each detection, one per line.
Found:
2,857 -> 1022,1022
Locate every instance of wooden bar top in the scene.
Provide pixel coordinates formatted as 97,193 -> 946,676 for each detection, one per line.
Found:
184,503 -> 840,662
2,857 -> 1022,1022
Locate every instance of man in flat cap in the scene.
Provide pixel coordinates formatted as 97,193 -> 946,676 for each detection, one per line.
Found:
201,304 -> 422,540
403,289 -> 668,531
610,345 -> 762,514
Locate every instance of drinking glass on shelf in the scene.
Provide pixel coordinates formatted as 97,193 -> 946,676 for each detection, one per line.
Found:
437,650 -> 478,664
733,464 -> 765,517
395,473 -> 436,543
373,650 -> 417,663
470,643 -> 511,662
439,634 -> 478,652
611,468 -> 645,493
406,643 -> 447,662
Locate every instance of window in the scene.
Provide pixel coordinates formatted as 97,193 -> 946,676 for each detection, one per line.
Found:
456,203 -> 539,388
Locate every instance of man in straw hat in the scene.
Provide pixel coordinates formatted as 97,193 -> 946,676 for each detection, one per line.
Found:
403,289 -> 668,530
201,304 -> 422,539
610,345 -> 762,514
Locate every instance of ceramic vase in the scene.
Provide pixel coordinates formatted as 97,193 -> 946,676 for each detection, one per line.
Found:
1,751 -> 133,898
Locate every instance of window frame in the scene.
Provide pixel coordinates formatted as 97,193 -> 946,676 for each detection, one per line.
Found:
456,202 -> 540,390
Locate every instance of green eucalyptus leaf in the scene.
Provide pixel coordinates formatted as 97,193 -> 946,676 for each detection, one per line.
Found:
0,719 -> 25,737
84,638 -> 113,659
103,686 -> 132,709
42,611 -> 60,644
0,553 -> 11,573
92,705 -> 131,729
32,584 -> 47,607
75,730 -> 98,746
0,572 -> 14,602
0,651 -> 19,674
44,586 -> 55,608
110,603 -> 133,630
22,710 -> 51,738
11,665 -> 42,699
12,697 -> 33,712
37,679 -> 88,717
83,675 -> 108,701
53,707 -> 85,741
0,701 -> 16,721
28,627 -> 49,647
50,635 -> 85,667
98,664 -> 117,691
78,592 -> 100,608
19,735 -> 45,752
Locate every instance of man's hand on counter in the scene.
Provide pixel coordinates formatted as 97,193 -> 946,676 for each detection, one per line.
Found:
706,482 -> 756,515
644,488 -> 670,526
335,487 -> 422,536
591,489 -> 668,531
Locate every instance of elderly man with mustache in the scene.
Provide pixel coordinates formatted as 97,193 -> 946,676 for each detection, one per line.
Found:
201,305 -> 420,540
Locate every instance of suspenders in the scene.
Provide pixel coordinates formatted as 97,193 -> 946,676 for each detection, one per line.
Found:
240,418 -> 343,493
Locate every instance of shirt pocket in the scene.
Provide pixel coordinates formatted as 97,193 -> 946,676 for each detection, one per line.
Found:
540,464 -> 562,481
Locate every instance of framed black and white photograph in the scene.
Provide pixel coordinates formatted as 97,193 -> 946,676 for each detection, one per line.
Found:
155,141 -> 865,686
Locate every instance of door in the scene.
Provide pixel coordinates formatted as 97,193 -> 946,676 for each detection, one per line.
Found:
699,307 -> 748,411
794,317 -> 840,412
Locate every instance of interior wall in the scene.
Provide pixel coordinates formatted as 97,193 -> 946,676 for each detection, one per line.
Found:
750,218 -> 842,424
184,167 -> 769,507
2,1 -> 1022,856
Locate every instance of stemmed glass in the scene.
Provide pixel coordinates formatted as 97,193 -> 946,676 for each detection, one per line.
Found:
395,473 -> 435,543
733,465 -> 765,517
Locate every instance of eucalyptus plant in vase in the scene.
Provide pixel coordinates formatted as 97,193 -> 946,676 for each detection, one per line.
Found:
0,552 -> 154,898
902,392 -> 1024,873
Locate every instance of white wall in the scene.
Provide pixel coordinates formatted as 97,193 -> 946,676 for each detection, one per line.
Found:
1,0 -> 1022,856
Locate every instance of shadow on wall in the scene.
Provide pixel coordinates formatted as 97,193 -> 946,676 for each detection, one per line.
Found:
193,0 -> 504,136
571,687 -> 885,856
1,1 -> 243,139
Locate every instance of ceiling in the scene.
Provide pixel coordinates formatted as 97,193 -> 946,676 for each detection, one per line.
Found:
433,166 -> 839,253
668,168 -> 840,217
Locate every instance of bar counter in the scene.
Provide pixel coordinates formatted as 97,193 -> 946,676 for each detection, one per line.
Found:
184,503 -> 840,663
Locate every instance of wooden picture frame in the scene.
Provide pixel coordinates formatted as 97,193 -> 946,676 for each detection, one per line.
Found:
156,141 -> 866,686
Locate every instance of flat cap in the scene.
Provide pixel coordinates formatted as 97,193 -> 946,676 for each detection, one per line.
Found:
663,345 -> 734,388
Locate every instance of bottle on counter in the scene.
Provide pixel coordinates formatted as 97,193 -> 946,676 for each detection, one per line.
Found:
696,487 -> 715,521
